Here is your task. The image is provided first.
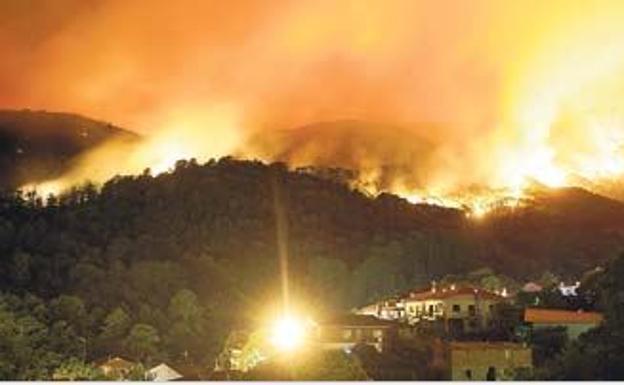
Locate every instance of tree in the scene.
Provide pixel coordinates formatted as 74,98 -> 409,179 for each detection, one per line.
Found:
351,338 -> 437,380
245,349 -> 369,380
540,253 -> 624,379
49,295 -> 87,335
165,290 -> 208,360
98,307 -> 131,355
530,327 -> 568,367
306,257 -> 349,312
10,251 -> 32,287
537,271 -> 560,289
168,289 -> 203,325
124,324 -> 160,364
100,307 -> 131,340
0,305 -> 62,380
52,358 -> 106,380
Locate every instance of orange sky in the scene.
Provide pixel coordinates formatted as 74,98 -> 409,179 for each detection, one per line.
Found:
5,0 -> 624,204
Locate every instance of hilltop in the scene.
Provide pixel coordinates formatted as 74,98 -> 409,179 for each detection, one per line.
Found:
0,109 -> 139,189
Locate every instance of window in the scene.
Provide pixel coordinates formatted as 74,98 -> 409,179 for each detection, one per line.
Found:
465,369 -> 472,380
452,304 -> 461,313
343,329 -> 352,340
468,304 -> 476,316
489,304 -> 494,313
373,329 -> 383,338
428,305 -> 434,316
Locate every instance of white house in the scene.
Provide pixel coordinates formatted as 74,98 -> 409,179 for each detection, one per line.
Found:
145,363 -> 183,381
403,285 -> 508,333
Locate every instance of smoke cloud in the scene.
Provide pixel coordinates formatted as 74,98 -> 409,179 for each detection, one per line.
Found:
3,0 -> 624,205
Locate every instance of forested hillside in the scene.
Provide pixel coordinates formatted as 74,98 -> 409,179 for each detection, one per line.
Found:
0,157 -> 623,378
0,158 -> 474,378
473,186 -> 624,276
0,109 -> 138,189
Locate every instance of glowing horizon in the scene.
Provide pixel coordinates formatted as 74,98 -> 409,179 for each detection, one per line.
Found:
6,0 -> 624,216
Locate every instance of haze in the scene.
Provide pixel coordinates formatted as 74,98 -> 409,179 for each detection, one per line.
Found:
3,0 -> 624,207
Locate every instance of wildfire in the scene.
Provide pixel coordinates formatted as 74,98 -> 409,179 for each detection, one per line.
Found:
11,1 -> 624,217
399,187 -> 528,219
21,180 -> 64,199
20,104 -> 243,197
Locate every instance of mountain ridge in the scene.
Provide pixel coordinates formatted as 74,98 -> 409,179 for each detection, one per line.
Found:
0,109 -> 139,189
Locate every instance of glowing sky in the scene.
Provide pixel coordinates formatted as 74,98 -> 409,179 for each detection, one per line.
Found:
4,0 -> 624,205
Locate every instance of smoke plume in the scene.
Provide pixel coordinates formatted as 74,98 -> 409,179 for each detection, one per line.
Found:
3,0 -> 624,208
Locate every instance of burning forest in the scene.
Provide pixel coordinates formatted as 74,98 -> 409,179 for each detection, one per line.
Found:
2,0 -> 624,381
2,0 -> 624,217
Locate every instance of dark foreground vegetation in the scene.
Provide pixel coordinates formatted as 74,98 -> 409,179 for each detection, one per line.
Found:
0,157 -> 623,379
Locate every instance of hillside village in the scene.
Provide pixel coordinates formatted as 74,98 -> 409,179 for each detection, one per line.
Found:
69,274 -> 606,381
210,277 -> 604,381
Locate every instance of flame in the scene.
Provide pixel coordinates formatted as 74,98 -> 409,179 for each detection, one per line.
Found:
21,104 -> 243,196
21,180 -> 64,199
7,1 -> 624,216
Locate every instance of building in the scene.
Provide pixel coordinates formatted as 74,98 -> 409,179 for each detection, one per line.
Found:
521,282 -> 543,293
439,341 -> 533,380
315,314 -> 399,353
145,363 -> 183,381
356,302 -> 380,317
94,356 -> 136,380
402,285 -> 508,334
524,308 -> 603,340
558,281 -> 581,296
355,297 -> 405,321
377,297 -> 406,320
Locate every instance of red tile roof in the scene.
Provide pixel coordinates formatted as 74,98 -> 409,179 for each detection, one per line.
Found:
406,286 -> 505,301
524,308 -> 604,324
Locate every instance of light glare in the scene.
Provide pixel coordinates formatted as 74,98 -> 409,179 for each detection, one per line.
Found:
270,315 -> 307,352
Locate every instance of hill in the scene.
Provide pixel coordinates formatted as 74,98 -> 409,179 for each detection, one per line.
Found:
470,186 -> 624,276
0,157 -> 623,376
0,157 -> 475,375
247,119 -> 442,191
1,158 -> 623,304
0,109 -> 138,189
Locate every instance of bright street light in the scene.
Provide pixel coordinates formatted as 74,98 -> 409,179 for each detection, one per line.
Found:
269,314 -> 308,352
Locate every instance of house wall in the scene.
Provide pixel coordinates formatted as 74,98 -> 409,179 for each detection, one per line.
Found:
404,299 -> 444,320
404,295 -> 501,331
449,346 -> 532,380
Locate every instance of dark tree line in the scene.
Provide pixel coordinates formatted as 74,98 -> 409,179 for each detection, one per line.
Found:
0,157 -> 622,379
0,158 -> 474,379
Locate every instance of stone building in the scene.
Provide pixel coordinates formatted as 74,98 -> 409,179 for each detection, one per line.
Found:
440,341 -> 533,380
